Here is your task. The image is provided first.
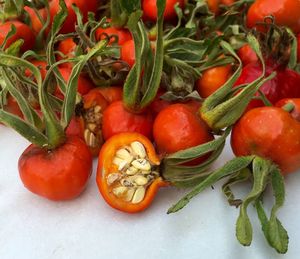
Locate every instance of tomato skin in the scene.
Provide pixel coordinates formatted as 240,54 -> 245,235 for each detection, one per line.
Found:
234,61 -> 300,111
275,98 -> 300,121
96,132 -> 167,213
24,60 -> 48,80
196,65 -> 232,98
207,0 -> 235,14
0,21 -> 35,52
153,103 -> 214,164
247,0 -> 300,34
95,27 -> 132,45
120,39 -> 135,67
237,44 -> 258,65
24,6 -> 47,35
142,0 -> 185,22
57,38 -> 77,68
231,106 -> 300,174
49,0 -> 98,33
102,101 -> 154,141
297,34 -> 300,62
55,68 -> 95,99
18,136 -> 92,201
2,95 -> 23,120
89,87 -> 123,104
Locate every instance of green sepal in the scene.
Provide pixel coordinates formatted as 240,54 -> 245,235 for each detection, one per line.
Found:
0,109 -> 48,147
222,168 -> 251,207
200,34 -> 274,131
236,157 -> 271,246
167,155 -> 255,213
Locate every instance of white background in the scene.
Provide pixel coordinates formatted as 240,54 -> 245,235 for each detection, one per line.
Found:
1,125 -> 300,259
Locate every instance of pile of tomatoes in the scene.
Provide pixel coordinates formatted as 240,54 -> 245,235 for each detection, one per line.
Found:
1,0 -> 300,254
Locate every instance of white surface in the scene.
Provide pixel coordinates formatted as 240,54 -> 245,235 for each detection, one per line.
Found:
1,125 -> 300,259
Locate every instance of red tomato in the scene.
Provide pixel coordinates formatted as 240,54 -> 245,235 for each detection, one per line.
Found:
153,103 -> 214,164
247,0 -> 300,34
297,34 -> 300,62
120,39 -> 135,67
142,0 -> 185,22
102,101 -> 154,141
18,136 -> 92,201
24,6 -> 47,35
95,26 -> 132,45
234,60 -> 300,111
91,87 -> 123,104
57,38 -> 77,68
2,94 -> 23,120
196,65 -> 232,98
207,0 -> 235,15
49,0 -> 98,33
237,44 -> 258,65
231,106 -> 300,174
275,98 -> 300,122
0,21 -> 35,52
24,60 -> 48,80
55,68 -> 95,99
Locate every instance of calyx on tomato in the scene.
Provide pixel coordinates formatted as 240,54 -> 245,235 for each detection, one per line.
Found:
96,132 -> 167,213
200,35 -> 275,131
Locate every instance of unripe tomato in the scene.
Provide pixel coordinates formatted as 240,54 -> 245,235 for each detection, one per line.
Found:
247,0 -> 300,34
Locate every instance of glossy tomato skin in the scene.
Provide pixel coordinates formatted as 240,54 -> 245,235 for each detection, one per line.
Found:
234,61 -> 300,110
120,39 -> 135,67
196,65 -> 232,98
102,101 -> 154,141
142,0 -> 185,22
237,44 -> 258,65
18,136 -> 92,201
231,106 -> 300,174
24,6 -> 47,35
153,103 -> 214,164
275,98 -> 300,121
247,0 -> 300,34
0,21 -> 35,52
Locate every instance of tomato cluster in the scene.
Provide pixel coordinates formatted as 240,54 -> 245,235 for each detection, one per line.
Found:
2,3 -> 300,253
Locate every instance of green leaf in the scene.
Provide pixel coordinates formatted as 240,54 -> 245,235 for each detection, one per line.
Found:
61,40 -> 108,128
222,168 -> 251,207
1,68 -> 42,129
167,156 -> 255,213
267,167 -> 288,253
0,109 -> 48,147
236,157 -> 271,246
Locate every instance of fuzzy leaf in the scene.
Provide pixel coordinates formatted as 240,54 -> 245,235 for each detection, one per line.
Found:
167,156 -> 255,213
